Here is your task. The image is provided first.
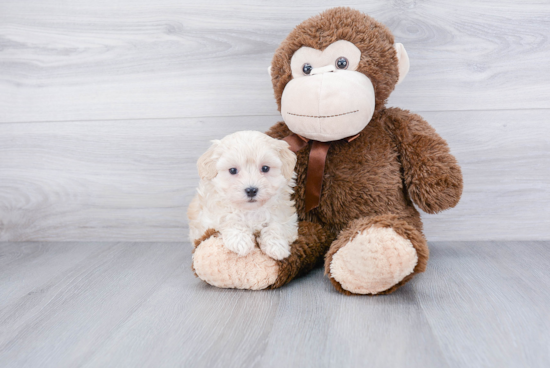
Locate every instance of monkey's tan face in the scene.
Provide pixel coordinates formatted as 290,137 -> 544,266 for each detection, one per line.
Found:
279,40 -> 409,142
281,41 -> 374,142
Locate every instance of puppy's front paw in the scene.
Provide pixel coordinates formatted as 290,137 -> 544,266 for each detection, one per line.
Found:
222,230 -> 255,257
259,234 -> 291,260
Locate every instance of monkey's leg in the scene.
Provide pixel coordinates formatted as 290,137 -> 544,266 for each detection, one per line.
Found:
267,221 -> 334,289
192,231 -> 279,290
192,222 -> 333,290
324,215 -> 429,295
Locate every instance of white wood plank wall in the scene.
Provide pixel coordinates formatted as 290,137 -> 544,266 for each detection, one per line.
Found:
0,0 -> 549,241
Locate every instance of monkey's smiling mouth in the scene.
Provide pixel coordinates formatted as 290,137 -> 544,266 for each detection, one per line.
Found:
286,110 -> 359,118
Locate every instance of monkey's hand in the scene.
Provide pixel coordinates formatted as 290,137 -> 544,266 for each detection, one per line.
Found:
384,108 -> 463,214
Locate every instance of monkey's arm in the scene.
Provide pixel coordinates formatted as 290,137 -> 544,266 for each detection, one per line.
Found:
384,107 -> 463,214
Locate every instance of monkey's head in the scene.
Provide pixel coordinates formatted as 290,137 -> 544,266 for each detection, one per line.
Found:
270,7 -> 409,142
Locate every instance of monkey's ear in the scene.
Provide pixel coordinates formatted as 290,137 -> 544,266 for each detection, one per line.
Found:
274,139 -> 297,181
394,43 -> 410,85
267,65 -> 272,77
197,140 -> 220,181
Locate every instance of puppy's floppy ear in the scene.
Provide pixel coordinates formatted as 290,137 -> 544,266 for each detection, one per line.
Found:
197,140 -> 220,181
274,139 -> 297,180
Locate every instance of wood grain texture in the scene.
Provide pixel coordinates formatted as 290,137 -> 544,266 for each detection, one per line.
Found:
1,0 -> 549,123
0,110 -> 548,242
0,241 -> 549,367
1,2 -> 548,365
416,241 -> 550,367
0,242 -> 184,368
0,1 -> 549,241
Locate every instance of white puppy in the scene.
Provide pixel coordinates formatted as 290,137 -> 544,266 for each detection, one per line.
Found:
188,131 -> 298,260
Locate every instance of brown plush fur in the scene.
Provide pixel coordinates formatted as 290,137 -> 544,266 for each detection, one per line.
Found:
192,224 -> 333,288
193,7 -> 462,295
264,7 -> 463,295
193,228 -> 219,248
270,7 -> 399,113
268,221 -> 335,289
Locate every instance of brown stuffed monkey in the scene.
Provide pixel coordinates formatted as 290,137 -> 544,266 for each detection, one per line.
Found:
192,7 -> 463,295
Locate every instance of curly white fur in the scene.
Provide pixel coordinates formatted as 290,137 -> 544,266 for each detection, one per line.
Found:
188,131 -> 298,260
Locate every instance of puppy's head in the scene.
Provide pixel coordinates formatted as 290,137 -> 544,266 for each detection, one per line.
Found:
197,131 -> 296,209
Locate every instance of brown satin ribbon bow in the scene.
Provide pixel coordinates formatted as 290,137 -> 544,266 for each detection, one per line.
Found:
283,133 -> 359,212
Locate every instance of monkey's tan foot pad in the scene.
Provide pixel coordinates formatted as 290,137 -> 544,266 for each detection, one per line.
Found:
328,226 -> 418,295
193,236 -> 279,290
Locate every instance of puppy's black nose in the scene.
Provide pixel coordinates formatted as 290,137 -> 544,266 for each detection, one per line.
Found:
245,187 -> 258,198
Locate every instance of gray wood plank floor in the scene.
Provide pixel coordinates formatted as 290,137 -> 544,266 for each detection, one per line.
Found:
0,241 -> 548,368
1,2 -> 548,367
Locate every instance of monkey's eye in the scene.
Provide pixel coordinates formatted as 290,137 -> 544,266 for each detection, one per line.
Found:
261,165 -> 270,173
229,168 -> 238,175
302,63 -> 313,75
336,57 -> 348,69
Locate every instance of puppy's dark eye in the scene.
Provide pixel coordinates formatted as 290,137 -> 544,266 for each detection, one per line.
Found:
336,57 -> 348,69
261,166 -> 270,173
302,63 -> 312,75
229,168 -> 238,175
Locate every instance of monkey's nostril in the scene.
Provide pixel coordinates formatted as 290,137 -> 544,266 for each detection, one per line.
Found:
245,187 -> 258,198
